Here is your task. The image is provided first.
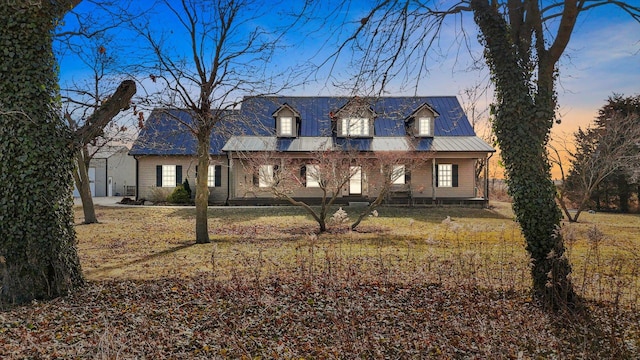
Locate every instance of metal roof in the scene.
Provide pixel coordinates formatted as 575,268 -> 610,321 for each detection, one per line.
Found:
415,136 -> 496,152
129,109 -> 235,156
223,136 -> 333,152
223,135 -> 494,153
239,96 -> 476,137
131,96 -> 493,156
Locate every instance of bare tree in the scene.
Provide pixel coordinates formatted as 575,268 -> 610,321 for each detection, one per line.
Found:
318,0 -> 640,310
135,0 -> 299,244
460,80 -> 494,197
554,114 -> 640,222
349,152 -> 430,230
59,31 -> 137,224
238,147 -> 359,233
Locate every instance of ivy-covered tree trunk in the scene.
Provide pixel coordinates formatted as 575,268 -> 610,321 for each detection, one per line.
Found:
471,0 -> 576,309
0,2 -> 84,303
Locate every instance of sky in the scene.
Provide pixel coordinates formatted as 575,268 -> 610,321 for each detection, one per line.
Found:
57,1 -> 640,179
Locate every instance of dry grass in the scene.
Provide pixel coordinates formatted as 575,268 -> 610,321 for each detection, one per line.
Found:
75,202 -> 640,307
0,202 -> 638,359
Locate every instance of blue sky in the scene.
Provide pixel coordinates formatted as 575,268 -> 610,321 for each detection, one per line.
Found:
57,1 -> 639,141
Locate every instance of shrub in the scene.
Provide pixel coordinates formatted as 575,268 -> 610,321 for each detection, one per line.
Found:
148,187 -> 172,203
182,178 -> 192,198
167,185 -> 191,204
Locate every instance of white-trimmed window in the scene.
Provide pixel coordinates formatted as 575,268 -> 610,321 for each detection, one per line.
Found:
438,164 -> 453,187
259,165 -> 274,187
392,165 -> 405,185
341,117 -> 369,136
418,117 -> 432,136
207,165 -> 217,187
162,165 -> 176,187
279,116 -> 293,136
306,164 -> 321,188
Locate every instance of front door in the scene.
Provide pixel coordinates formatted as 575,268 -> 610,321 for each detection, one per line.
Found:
349,166 -> 361,195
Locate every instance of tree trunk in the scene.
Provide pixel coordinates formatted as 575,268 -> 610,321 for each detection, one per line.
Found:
195,131 -> 211,244
471,0 -> 575,309
73,147 -> 98,224
0,3 -> 84,303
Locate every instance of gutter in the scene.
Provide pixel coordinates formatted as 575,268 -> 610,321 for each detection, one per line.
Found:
134,156 -> 139,201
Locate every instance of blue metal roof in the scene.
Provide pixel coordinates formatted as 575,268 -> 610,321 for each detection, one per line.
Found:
129,109 -> 235,156
131,96 -> 488,156
239,96 -> 476,137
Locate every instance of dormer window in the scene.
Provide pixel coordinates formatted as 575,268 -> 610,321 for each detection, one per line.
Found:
273,103 -> 300,137
418,117 -> 432,136
407,103 -> 438,138
279,116 -> 293,137
340,117 -> 370,137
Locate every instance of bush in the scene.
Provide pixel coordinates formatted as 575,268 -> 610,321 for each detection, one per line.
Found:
148,187 -> 172,203
167,185 -> 191,204
182,178 -> 192,198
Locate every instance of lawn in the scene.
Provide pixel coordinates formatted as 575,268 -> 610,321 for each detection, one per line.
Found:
1,202 -> 639,358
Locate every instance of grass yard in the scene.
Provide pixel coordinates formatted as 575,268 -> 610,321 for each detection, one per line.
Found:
1,202 -> 639,358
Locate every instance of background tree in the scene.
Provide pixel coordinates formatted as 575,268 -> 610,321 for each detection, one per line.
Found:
555,96 -> 640,221
591,94 -> 640,212
135,0 -> 298,244
320,0 -> 640,309
60,33 -> 137,224
0,1 -> 85,303
460,81 -> 494,198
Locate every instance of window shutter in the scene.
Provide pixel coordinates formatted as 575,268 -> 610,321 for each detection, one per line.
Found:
156,165 -> 162,187
215,165 -> 222,187
300,165 -> 306,186
405,169 -> 411,184
452,164 -> 458,187
253,171 -> 259,186
176,165 -> 182,185
435,163 -> 439,188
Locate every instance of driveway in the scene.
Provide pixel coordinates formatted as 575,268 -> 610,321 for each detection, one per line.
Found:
74,196 -> 127,207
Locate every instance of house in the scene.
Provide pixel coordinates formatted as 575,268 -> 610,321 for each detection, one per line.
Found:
129,96 -> 495,206
73,145 -> 137,197
129,109 -> 235,204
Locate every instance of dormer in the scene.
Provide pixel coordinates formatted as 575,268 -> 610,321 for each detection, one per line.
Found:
406,103 -> 439,137
273,103 -> 300,137
334,98 -> 375,138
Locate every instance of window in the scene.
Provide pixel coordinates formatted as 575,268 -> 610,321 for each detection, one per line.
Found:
438,164 -> 453,187
279,116 -> 293,136
418,117 -> 432,136
162,165 -> 176,187
207,165 -> 217,187
259,165 -> 274,187
435,164 -> 458,188
156,165 -> 182,188
392,165 -> 405,185
306,164 -> 320,188
349,166 -> 362,194
341,117 -> 369,136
